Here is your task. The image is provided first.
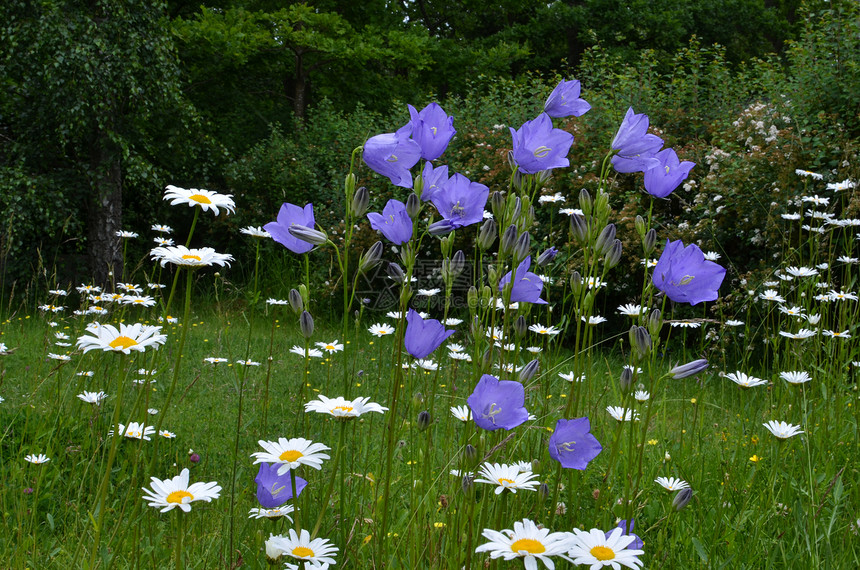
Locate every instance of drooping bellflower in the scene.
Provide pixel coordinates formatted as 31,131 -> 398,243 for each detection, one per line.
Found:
643,148 -> 695,198
652,240 -> 726,305
265,203 -> 316,254
404,308 -> 455,359
610,107 -> 663,174
255,462 -> 307,508
363,123 -> 422,188
420,162 -> 450,202
408,102 -> 456,161
509,113 -> 575,174
428,173 -> 489,234
467,374 -> 529,431
498,256 -> 547,304
544,79 -> 591,118
548,417 -> 602,470
367,199 -> 412,245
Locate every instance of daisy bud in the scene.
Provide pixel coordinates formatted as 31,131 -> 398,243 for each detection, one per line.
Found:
569,214 -> 588,243
289,224 -> 328,246
406,192 -> 421,219
643,228 -> 657,255
477,219 -> 497,251
648,308 -> 663,336
635,214 -> 646,238
604,239 -> 623,269
513,231 -> 531,261
350,185 -> 369,217
387,262 -> 405,282
579,188 -> 593,217
519,359 -> 540,382
300,311 -> 314,339
673,487 -> 693,511
288,289 -> 303,314
499,225 -> 518,257
359,241 -> 384,274
467,286 -> 479,311
265,534 -> 286,563
630,325 -> 651,357
594,224 -> 616,256
490,191 -> 506,221
669,359 -> 709,379
514,315 -> 528,339
619,367 -> 634,394
417,410 -> 431,430
536,246 -> 558,267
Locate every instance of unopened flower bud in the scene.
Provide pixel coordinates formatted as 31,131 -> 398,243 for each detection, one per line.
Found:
673,488 -> 693,511
470,315 -> 482,336
536,246 -> 559,267
428,219 -> 453,235
594,190 -> 610,217
288,288 -> 303,314
500,225 -> 518,257
620,367 -> 634,393
539,483 -> 550,498
463,444 -> 478,465
300,311 -> 314,339
289,224 -> 328,246
298,284 -> 309,305
511,196 -> 522,223
648,308 -> 663,336
522,205 -> 536,230
630,325 -> 651,357
467,286 -> 479,311
359,241 -> 384,274
189,452 -> 201,464
351,185 -> 369,217
387,262 -> 405,282
451,250 -> 466,278
579,188 -> 593,217
643,229 -> 657,255
477,219 -> 497,251
536,170 -> 552,185
417,411 -> 431,430
634,215 -> 646,238
513,231 -> 531,261
461,474 -> 474,495
569,214 -> 588,243
490,191 -> 506,220
669,359 -> 709,379
481,347 -> 494,370
604,239 -> 622,269
481,286 -> 492,307
344,172 -> 357,193
595,224 -> 616,256
519,359 -> 539,382
406,193 -> 420,219
570,271 -> 583,296
514,315 -> 527,339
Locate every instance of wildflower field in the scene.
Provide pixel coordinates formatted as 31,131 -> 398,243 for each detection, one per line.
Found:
2,76 -> 860,570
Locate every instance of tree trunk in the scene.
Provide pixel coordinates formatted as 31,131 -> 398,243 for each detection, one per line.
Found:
87,131 -> 123,287
293,49 -> 306,120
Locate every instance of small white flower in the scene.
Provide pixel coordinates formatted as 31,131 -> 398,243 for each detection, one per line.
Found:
655,476 -> 689,491
763,420 -> 804,439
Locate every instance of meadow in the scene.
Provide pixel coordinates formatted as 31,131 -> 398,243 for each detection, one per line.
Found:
1,80 -> 858,570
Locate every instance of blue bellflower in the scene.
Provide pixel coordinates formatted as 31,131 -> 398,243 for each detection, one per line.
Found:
367,199 -> 413,245
363,123 -> 422,188
255,462 -> 307,508
498,256 -> 547,304
607,519 -> 644,550
652,239 -> 726,305
548,417 -> 602,470
404,308 -> 455,359
427,173 -> 489,234
408,102 -> 456,161
643,148 -> 695,198
420,162 -> 450,202
467,375 -> 529,431
544,79 -> 591,118
265,203 -> 316,254
610,107 -> 664,174
509,113 -> 575,174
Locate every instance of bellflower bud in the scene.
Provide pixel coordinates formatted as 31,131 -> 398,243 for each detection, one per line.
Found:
470,314 -> 483,337
405,193 -> 421,219
521,205 -> 536,231
519,359 -> 540,382
570,271 -> 583,296
634,214 -> 646,238
539,483 -> 550,498
594,190 -> 610,218
477,219 -> 497,251
467,286 -> 478,311
619,367 -> 634,394
387,262 -> 405,282
604,239 -> 622,269
514,315 -> 528,339
536,246 -> 559,267
648,308 -> 663,336
417,411 -> 431,431
450,250 -> 466,278
300,311 -> 314,339
399,242 -> 414,267
428,219 -> 454,235
463,443 -> 478,465
669,359 -> 708,379
289,224 -> 328,246
570,214 -> 588,243
461,474 -> 474,495
351,186 -> 369,217
481,347 -> 494,370
579,188 -> 593,217
510,197 -> 522,224
630,325 -> 651,357
288,288 -> 303,314
500,225 -> 518,257
513,231 -> 531,261
490,191 -> 505,221
594,224 -> 617,256
298,284 -> 309,305
643,229 -> 657,255
344,172 -> 357,194
358,241 -> 384,274
673,488 -> 693,511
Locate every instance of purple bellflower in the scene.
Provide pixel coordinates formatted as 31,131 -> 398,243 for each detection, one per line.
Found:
607,519 -> 644,550
643,148 -> 695,198
652,239 -> 726,305
548,417 -> 602,470
509,113 -> 575,174
404,308 -> 455,359
467,375 -> 529,431
498,256 -> 547,304
367,199 -> 413,245
420,162 -> 450,202
255,462 -> 307,508
427,173 -> 489,234
265,203 -> 316,255
363,123 -> 422,188
610,107 -> 664,174
544,79 -> 591,118
408,102 -> 456,161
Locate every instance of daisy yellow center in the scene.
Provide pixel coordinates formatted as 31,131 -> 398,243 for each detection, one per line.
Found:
292,546 -> 314,558
498,478 -> 515,485
181,254 -> 202,261
166,490 -> 194,504
590,546 -> 615,561
326,344 -> 336,350
189,194 -> 212,204
109,336 -> 139,349
279,450 -> 304,462
334,406 -> 354,413
511,538 -> 545,554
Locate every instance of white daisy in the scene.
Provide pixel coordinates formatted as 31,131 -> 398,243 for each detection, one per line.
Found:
417,288 -> 441,296
116,230 -> 138,238
795,169 -> 824,180
121,295 -> 157,307
559,207 -> 584,216
151,245 -> 233,268
25,454 -> 51,464
529,323 -> 560,336
724,371 -> 767,388
289,346 -> 324,358
779,371 -> 811,384
315,340 -> 344,353
268,529 -> 338,567
368,323 -> 395,337
141,468 -> 221,512
778,305 -> 805,317
785,266 -> 818,278
829,290 -> 858,301
781,213 -> 801,220
525,346 -> 542,354
77,391 -> 107,405
240,226 -> 272,238
236,359 -> 261,366
109,422 -> 156,441
159,430 -> 176,438
583,315 -> 607,325
450,405 -> 472,422
634,390 -> 650,402
823,329 -> 851,339
248,505 -> 295,520
76,323 -> 166,354
703,251 -> 721,261
475,518 -> 572,569
655,476 -> 690,491
304,395 -> 387,418
48,289 -> 68,296
559,372 -> 585,383
449,351 -> 472,362
779,329 -> 817,339
443,318 -> 464,326
759,290 -> 786,303
606,406 -> 639,422
251,438 -> 331,475
163,185 -> 235,216
204,357 -> 229,364
47,353 -> 71,361
151,224 -> 173,233
617,304 -> 647,316
763,420 -> 804,439
474,463 -> 540,494
567,527 -> 644,570
538,192 -> 565,204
